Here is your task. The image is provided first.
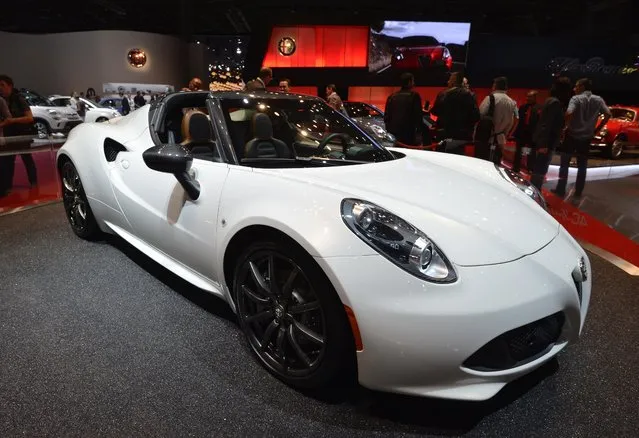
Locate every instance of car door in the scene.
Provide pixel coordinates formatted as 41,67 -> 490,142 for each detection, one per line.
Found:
159,158 -> 229,284
109,135 -> 230,289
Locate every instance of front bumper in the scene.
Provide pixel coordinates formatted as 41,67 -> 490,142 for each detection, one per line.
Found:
50,118 -> 83,133
316,227 -> 590,401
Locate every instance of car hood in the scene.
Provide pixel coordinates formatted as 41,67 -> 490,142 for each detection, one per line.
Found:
267,151 -> 559,266
604,118 -> 630,131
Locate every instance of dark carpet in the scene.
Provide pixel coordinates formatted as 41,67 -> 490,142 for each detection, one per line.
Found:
1,203 -> 637,437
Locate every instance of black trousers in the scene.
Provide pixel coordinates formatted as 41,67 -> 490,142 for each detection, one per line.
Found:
530,150 -> 554,191
0,153 -> 38,192
513,140 -> 537,173
555,135 -> 590,195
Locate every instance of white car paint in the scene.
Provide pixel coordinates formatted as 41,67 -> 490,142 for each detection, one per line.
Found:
49,95 -> 121,123
57,94 -> 591,401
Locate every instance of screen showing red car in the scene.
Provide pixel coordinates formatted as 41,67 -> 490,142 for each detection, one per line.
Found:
369,21 -> 471,83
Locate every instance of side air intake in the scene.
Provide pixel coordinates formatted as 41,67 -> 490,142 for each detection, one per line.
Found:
104,138 -> 128,162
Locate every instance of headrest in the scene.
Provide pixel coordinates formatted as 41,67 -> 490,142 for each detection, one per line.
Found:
253,113 -> 273,140
181,109 -> 213,143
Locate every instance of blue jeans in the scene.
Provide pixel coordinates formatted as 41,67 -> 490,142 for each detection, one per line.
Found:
555,135 -> 590,195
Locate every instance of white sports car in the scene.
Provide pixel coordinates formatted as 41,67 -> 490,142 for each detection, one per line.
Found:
57,91 -> 591,401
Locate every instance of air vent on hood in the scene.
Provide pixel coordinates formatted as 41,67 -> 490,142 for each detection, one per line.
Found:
104,138 -> 128,162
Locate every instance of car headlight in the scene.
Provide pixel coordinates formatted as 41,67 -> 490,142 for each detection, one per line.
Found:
599,126 -> 608,137
369,124 -> 386,138
341,199 -> 457,283
496,165 -> 547,210
368,124 -> 395,142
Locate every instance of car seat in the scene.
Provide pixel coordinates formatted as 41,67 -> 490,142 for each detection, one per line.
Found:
180,109 -> 217,159
244,113 -> 292,159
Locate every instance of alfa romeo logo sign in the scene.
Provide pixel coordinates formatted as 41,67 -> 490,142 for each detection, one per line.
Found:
278,37 -> 296,56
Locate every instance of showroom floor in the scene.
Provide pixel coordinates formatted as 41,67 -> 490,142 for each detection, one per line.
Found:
1,204 -> 638,437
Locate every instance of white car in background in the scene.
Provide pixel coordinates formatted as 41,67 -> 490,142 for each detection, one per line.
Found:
49,95 -> 121,123
20,89 -> 83,139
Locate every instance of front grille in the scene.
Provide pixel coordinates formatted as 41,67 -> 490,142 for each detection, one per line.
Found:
418,55 -> 433,68
463,312 -> 565,372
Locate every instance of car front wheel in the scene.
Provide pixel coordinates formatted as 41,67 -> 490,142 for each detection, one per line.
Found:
606,138 -> 624,159
233,240 -> 355,390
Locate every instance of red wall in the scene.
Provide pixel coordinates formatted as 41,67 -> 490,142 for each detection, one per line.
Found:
262,26 -> 369,68
266,86 -> 318,96
349,87 -> 551,111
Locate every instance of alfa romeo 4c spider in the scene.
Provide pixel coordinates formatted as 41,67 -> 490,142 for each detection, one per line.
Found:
57,90 -> 591,401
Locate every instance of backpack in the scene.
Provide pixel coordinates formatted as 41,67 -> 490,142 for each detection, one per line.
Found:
474,94 -> 495,143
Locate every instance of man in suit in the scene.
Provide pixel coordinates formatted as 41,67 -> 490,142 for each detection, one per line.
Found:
513,90 -> 542,173
245,68 -> 273,91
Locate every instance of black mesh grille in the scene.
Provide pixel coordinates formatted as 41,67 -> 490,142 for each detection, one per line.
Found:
103,138 -> 127,162
463,312 -> 565,372
573,279 -> 583,305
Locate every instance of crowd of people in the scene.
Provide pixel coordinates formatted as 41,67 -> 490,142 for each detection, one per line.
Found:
241,67 -> 612,198
382,72 -> 611,198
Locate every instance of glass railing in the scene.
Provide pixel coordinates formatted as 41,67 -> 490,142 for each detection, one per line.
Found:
0,132 -> 66,216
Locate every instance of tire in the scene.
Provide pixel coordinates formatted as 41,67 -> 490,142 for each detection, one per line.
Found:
606,138 -> 624,159
60,160 -> 101,240
233,239 -> 355,390
34,119 -> 50,139
96,117 -> 108,123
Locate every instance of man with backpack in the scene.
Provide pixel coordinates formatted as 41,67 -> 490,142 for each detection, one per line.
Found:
477,77 -> 518,164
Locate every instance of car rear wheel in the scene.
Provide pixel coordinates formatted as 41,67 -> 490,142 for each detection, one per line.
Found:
606,138 -> 624,159
233,240 -> 355,390
96,117 -> 109,123
60,160 -> 101,240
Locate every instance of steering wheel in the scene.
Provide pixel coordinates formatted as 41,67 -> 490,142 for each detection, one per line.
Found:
316,133 -> 352,156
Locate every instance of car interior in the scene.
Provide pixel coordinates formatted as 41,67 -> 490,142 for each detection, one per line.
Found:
152,92 -> 222,163
152,92 -> 394,168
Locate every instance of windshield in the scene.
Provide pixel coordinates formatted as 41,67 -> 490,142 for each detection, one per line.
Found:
344,102 -> 383,118
81,98 -> 102,109
610,108 -> 635,121
21,91 -> 54,107
220,96 -> 395,164
399,36 -> 440,47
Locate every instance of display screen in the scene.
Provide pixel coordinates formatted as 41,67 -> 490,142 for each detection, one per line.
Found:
369,21 -> 471,83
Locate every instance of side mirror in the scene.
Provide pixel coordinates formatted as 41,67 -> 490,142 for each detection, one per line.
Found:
143,144 -> 201,200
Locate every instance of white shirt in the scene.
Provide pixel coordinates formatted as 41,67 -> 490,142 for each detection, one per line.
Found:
479,90 -> 518,145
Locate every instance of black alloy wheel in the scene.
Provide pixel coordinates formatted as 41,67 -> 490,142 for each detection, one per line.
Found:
234,240 -> 354,389
60,161 -> 100,239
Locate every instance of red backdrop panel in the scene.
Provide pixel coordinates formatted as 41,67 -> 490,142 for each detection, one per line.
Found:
266,86 -> 318,96
263,26 -> 369,68
349,87 -> 551,111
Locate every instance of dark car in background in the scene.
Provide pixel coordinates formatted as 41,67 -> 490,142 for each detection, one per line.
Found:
342,101 -> 396,146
